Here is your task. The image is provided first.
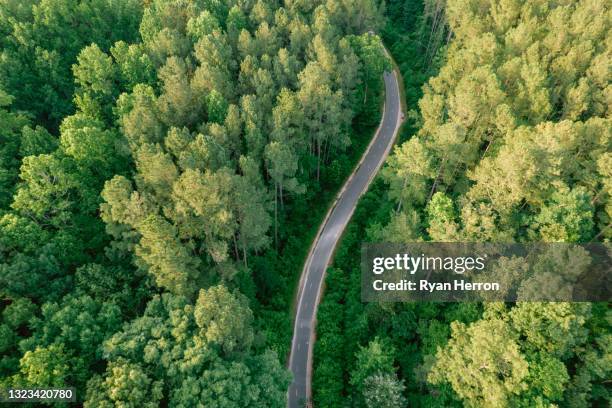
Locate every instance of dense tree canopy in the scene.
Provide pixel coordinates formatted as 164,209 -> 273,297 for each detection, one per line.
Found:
314,0 -> 610,407
383,0 -> 610,243
0,0 -> 388,404
85,287 -> 290,407
2,0 -> 608,406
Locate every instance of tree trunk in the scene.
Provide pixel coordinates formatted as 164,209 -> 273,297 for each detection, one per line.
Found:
233,233 -> 239,261
396,176 -> 409,213
427,158 -> 446,203
481,138 -> 494,160
591,188 -> 604,205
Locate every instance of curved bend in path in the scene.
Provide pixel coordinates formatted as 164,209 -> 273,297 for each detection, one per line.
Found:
288,56 -> 404,408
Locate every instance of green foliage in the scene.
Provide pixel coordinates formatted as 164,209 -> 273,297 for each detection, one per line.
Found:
425,191 -> 459,240
429,318 -> 530,407
15,344 -> 71,388
91,288 -> 290,407
350,338 -> 397,393
531,187 -> 595,242
194,285 -> 254,355
315,1 -> 610,407
363,373 -> 407,408
348,33 -> 391,122
0,0 -> 143,129
74,263 -> 150,312
19,126 -> 57,158
0,0 -> 390,403
384,0 -> 610,241
206,89 -> 229,124
2,298 -> 36,330
429,302 -> 597,407
0,89 -> 30,208
72,44 -> 118,122
84,359 -> 163,408
17,295 -> 123,391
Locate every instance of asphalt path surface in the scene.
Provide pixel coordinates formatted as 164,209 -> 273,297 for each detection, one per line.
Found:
287,65 -> 403,408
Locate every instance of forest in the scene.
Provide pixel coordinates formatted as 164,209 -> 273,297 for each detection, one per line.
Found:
314,0 -> 611,407
0,0 -> 610,407
0,0 -> 386,406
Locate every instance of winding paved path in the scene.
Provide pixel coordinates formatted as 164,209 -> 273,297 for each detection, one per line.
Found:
288,54 -> 404,408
